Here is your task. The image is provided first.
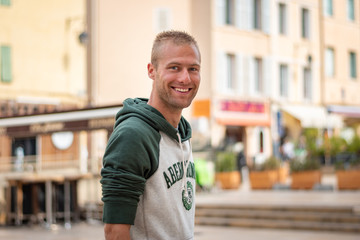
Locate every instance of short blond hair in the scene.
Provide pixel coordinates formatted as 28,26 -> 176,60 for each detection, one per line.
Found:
151,30 -> 200,68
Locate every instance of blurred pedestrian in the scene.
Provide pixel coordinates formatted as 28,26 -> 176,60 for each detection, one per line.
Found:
100,30 -> 201,240
282,137 -> 295,161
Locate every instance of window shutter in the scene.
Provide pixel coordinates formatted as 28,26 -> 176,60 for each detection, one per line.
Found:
236,54 -> 244,95
1,46 -> 12,83
262,0 -> 270,34
350,52 -> 357,78
216,0 -> 226,26
237,0 -> 251,30
1,0 -> 11,6
325,48 -> 334,77
248,56 -> 255,96
263,57 -> 272,97
243,55 -> 250,96
235,0 -> 242,29
347,0 -> 355,21
217,52 -> 227,92
246,0 -> 253,30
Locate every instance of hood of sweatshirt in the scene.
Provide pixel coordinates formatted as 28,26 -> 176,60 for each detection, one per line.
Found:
114,98 -> 192,142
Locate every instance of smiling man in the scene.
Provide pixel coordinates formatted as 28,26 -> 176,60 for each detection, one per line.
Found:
101,30 -> 201,240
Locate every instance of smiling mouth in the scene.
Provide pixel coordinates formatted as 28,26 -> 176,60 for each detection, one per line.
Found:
174,88 -> 190,93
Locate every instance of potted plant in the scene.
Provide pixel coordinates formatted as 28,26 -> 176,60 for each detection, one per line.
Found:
249,156 -> 286,189
335,136 -> 360,190
215,152 -> 241,189
290,157 -> 321,189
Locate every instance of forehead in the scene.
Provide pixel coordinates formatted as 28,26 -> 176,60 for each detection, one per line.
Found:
157,41 -> 201,65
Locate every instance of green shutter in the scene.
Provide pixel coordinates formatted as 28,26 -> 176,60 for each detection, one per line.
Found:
350,52 -> 357,79
1,46 -> 12,83
0,0 -> 11,6
348,0 -> 355,21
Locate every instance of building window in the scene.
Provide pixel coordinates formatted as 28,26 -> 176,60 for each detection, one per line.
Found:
225,0 -> 235,25
259,129 -> 264,153
0,0 -> 11,6
279,64 -> 288,97
226,53 -> 236,90
154,8 -> 172,32
254,0 -> 262,30
325,48 -> 335,77
1,46 -> 12,83
279,3 -> 287,35
254,58 -> 263,94
347,0 -> 355,21
301,8 -> 310,39
323,0 -> 333,17
350,52 -> 357,79
303,68 -> 312,100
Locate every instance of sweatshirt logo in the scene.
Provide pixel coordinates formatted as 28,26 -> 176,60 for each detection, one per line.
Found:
163,161 -> 195,189
182,181 -> 194,210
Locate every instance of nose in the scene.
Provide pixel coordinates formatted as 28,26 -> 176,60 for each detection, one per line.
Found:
179,69 -> 191,83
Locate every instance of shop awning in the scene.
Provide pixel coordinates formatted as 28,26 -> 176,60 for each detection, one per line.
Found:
281,104 -> 343,129
0,105 -> 122,136
327,105 -> 360,118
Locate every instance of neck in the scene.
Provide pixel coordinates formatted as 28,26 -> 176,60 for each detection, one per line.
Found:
148,97 -> 182,129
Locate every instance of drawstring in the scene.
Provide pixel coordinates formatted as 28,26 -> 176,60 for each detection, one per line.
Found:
177,132 -> 190,197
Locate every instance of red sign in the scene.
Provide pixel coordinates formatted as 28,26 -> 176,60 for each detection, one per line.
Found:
221,100 -> 265,113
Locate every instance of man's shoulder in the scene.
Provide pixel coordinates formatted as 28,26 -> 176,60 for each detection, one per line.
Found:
114,116 -> 159,140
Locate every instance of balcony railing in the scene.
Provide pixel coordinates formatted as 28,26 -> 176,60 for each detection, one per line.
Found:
0,154 -> 80,173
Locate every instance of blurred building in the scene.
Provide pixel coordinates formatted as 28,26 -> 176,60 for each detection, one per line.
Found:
0,0 -> 359,226
88,0 -> 359,165
0,0 -> 90,225
321,0 -> 360,128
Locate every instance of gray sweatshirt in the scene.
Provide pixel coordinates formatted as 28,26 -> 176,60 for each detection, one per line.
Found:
101,98 -> 196,240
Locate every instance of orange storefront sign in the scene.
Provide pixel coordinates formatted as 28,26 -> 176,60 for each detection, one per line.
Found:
192,99 -> 210,117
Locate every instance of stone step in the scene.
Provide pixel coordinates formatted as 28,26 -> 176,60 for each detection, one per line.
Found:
196,203 -> 355,213
195,216 -> 360,232
195,204 -> 360,232
196,208 -> 360,223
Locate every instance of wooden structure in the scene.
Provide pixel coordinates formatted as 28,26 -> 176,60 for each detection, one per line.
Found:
0,105 -> 122,226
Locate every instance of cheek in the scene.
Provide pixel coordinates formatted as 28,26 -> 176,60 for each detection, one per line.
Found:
193,76 -> 201,86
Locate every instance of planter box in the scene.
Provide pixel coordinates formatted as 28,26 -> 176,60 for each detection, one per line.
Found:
291,170 -> 321,189
215,171 -> 241,189
336,170 -> 360,190
277,166 -> 289,184
249,170 -> 278,189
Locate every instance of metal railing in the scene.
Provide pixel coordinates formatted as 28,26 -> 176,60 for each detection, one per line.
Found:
0,154 -> 80,173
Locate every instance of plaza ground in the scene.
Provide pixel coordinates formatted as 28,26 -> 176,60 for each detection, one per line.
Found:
1,172 -> 360,239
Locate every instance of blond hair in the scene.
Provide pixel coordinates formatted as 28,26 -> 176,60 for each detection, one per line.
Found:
151,30 -> 200,68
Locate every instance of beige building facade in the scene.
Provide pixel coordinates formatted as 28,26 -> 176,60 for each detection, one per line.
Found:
0,0 -> 89,225
0,0 -> 87,111
322,0 -> 360,130
1,0 -> 360,225
89,0 -> 359,165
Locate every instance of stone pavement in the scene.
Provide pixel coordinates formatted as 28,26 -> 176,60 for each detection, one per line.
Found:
196,172 -> 360,209
1,173 -> 359,240
1,222 -> 359,240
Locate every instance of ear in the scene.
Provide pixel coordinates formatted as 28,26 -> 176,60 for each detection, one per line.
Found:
147,63 -> 155,80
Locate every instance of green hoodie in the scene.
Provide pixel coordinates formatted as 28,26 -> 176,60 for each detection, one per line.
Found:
101,98 -> 196,240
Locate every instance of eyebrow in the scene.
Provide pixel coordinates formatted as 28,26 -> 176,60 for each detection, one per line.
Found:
167,61 -> 200,67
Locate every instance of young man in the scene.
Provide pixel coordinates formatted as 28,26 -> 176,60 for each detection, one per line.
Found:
101,30 -> 201,240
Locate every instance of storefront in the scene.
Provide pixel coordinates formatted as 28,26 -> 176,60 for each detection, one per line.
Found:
0,105 -> 121,225
212,98 -> 271,166
327,105 -> 360,130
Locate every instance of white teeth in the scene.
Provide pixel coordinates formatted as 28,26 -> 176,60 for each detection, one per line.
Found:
175,88 -> 189,92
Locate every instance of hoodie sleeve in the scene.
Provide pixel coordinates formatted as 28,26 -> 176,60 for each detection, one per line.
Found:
100,118 -> 160,224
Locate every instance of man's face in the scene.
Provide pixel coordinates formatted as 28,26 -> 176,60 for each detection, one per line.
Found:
148,41 -> 201,112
